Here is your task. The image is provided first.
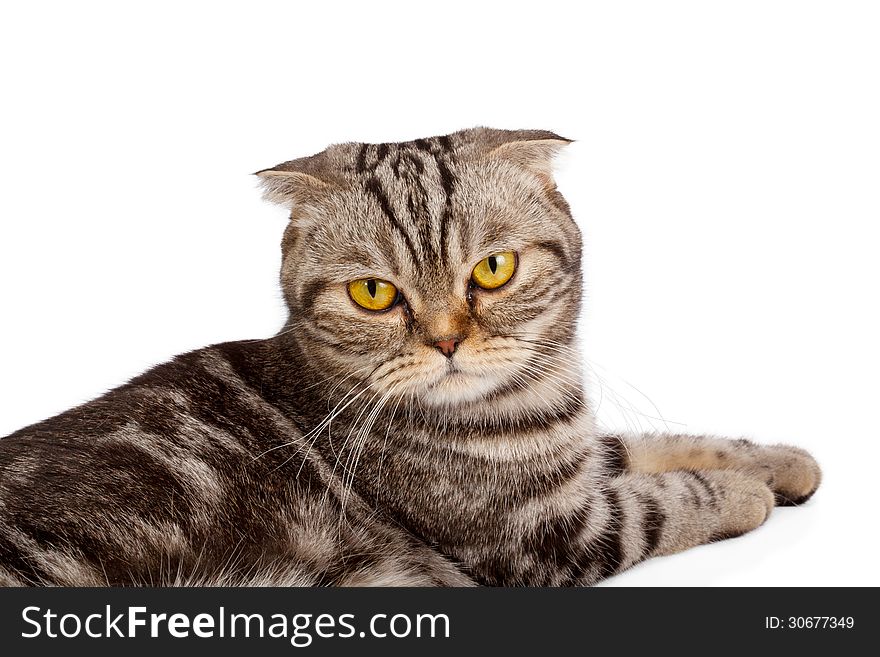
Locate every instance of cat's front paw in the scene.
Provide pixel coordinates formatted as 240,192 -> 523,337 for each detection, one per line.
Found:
709,471 -> 775,541
752,444 -> 822,506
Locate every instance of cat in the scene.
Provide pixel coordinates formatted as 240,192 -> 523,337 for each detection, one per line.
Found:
0,127 -> 820,586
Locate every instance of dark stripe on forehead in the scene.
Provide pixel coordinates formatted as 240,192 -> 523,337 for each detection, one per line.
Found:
364,176 -> 420,265
436,156 -> 455,263
354,138 -> 460,270
404,152 -> 425,173
356,143 -> 368,173
413,180 -> 442,262
400,160 -> 438,263
405,187 -> 436,262
408,138 -> 458,264
402,145 -> 455,266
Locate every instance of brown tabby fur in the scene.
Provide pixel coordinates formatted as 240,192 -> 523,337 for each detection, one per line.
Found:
0,128 -> 820,586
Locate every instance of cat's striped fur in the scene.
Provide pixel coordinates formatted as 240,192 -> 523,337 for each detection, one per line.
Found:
0,128 -> 820,586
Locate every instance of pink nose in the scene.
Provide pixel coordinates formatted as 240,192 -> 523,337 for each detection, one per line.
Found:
433,337 -> 460,358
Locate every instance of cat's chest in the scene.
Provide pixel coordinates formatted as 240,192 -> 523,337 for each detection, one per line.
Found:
350,423 -> 595,551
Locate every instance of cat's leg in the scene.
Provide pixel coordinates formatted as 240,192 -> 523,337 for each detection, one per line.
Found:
602,433 -> 821,506
571,468 -> 775,584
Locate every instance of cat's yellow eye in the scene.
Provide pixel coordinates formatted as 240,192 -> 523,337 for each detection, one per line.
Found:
348,278 -> 399,311
471,251 -> 517,290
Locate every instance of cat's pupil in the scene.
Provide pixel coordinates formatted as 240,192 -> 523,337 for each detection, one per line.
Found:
367,279 -> 377,297
488,256 -> 498,274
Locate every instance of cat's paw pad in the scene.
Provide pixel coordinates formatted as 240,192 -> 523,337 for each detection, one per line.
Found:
709,471 -> 774,541
761,445 -> 822,506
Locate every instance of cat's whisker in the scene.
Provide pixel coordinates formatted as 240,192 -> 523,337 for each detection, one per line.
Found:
512,348 -> 584,388
340,395 -> 384,503
285,354 -> 409,477
303,364 -> 370,395
322,386 -> 385,509
322,365 -> 376,414
289,361 -> 415,489
584,357 -> 682,431
266,373 -> 401,482
255,358 -> 402,466
580,364 -> 681,432
376,381 -> 408,489
510,338 -> 680,433
513,369 -> 582,413
252,379 -> 372,463
512,335 -> 683,430
340,381 -> 403,514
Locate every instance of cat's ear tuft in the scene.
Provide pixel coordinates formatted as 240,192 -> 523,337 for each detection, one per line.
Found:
254,152 -> 341,207
475,128 -> 573,182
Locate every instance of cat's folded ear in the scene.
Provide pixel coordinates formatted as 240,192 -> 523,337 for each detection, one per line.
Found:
473,128 -> 572,185
254,151 -> 342,208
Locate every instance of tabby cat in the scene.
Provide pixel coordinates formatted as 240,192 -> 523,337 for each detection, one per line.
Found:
0,128 -> 820,586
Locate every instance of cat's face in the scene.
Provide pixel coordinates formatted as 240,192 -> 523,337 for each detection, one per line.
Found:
259,128 -> 582,407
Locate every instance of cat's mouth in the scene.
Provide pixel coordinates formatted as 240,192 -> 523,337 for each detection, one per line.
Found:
369,341 -> 528,405
423,363 -> 504,404
431,367 -> 466,386
427,371 -> 478,395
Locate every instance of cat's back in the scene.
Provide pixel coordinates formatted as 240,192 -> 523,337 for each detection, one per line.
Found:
0,340 -> 298,471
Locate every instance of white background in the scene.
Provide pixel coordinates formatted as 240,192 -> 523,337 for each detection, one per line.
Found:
1,1 -> 878,586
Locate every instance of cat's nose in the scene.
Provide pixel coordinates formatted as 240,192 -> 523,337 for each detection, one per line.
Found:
433,337 -> 461,358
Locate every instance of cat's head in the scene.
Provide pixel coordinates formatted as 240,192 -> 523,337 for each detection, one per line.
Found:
257,128 -> 582,408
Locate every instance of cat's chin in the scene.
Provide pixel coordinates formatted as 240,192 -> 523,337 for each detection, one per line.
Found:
420,371 -> 501,406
